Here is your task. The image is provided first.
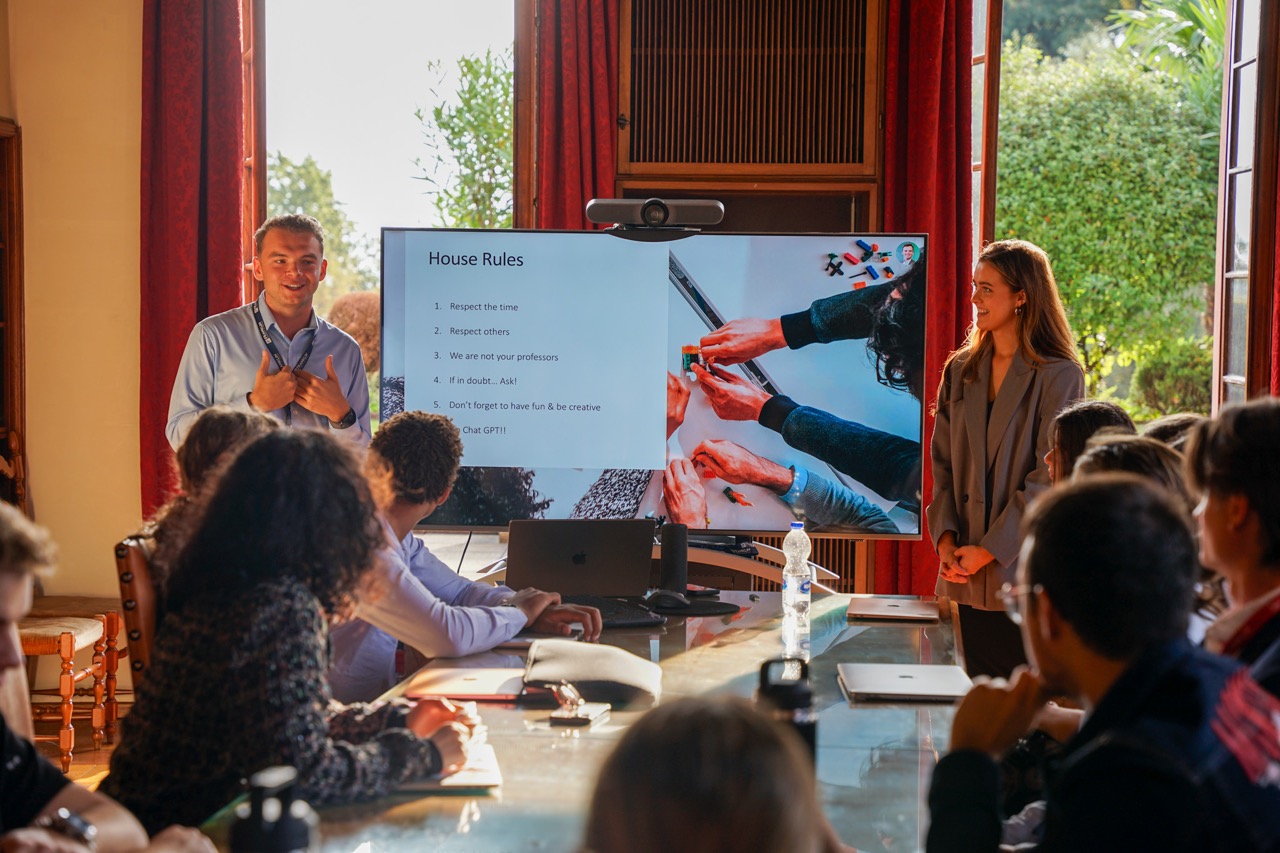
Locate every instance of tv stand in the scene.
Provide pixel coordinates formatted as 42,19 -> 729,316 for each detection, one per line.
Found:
668,536 -> 838,590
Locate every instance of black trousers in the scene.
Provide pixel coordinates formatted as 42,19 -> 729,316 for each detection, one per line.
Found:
957,604 -> 1027,679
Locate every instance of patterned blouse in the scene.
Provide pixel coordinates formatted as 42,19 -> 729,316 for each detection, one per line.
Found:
102,576 -> 441,833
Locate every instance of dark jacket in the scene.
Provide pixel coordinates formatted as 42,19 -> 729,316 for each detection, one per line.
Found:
927,641 -> 1280,852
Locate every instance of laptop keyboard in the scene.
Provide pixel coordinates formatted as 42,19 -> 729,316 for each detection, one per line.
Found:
561,594 -> 666,628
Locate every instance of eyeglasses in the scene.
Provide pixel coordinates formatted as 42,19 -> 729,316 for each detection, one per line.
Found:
999,582 -> 1043,625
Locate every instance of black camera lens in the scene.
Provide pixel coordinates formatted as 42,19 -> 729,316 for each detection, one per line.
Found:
640,199 -> 669,227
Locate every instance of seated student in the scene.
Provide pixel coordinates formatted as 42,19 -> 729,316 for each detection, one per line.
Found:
102,431 -> 472,833
1074,432 -> 1227,624
1187,397 -> 1280,695
0,503 -> 213,853
329,411 -> 602,703
147,406 -> 279,608
1043,399 -> 1135,483
1143,411 -> 1208,452
927,474 -> 1280,852
582,696 -> 844,853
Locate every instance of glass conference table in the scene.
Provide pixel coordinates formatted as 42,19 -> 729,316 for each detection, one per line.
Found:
206,592 -> 961,852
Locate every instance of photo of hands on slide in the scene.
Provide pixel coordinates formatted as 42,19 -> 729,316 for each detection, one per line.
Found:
380,230 -> 925,537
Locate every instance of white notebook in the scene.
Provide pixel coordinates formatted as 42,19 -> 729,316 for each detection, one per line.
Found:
401,744 -> 503,792
837,663 -> 972,703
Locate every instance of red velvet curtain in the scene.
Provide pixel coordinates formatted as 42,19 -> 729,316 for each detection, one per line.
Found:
140,0 -> 244,516
534,0 -> 618,230
878,0 -> 974,594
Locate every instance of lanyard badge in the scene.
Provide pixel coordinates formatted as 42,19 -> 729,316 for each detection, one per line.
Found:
250,302 -> 315,426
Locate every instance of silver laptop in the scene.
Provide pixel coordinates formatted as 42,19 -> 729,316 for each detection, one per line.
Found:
846,595 -> 940,622
505,519 -> 656,597
837,663 -> 972,702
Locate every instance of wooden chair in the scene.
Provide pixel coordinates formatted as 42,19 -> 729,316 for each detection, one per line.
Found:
25,594 -> 124,743
18,611 -> 116,771
113,536 -> 158,678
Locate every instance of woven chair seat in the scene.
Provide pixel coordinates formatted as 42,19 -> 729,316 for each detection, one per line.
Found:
18,616 -> 104,655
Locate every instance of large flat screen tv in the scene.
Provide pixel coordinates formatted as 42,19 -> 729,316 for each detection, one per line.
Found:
381,229 -> 926,538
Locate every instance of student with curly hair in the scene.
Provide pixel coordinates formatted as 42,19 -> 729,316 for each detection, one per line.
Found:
329,411 -> 601,702
103,430 -> 471,832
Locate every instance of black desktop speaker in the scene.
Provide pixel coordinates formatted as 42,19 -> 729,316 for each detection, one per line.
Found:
659,522 -> 688,592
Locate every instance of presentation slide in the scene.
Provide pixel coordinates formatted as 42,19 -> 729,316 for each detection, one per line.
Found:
382,229 -> 926,538
399,232 -> 666,470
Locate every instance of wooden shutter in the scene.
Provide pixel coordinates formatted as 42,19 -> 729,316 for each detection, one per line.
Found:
619,0 -> 881,177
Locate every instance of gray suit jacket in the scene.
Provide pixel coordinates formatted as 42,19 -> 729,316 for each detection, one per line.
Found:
926,348 -> 1085,609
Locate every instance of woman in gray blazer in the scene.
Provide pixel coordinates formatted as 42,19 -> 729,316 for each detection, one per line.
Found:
927,240 -> 1085,677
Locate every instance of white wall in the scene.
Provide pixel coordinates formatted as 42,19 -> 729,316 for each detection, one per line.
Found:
9,1 -> 142,596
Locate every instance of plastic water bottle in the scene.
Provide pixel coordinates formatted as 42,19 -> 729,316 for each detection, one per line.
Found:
782,521 -> 812,623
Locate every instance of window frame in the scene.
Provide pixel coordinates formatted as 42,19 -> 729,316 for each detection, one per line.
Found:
972,0 -> 1004,258
1212,0 -> 1279,407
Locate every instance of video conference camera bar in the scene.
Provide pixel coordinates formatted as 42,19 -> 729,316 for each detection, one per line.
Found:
586,198 -> 725,230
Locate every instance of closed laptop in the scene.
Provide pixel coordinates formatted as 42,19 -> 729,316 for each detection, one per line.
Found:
837,663 -> 972,703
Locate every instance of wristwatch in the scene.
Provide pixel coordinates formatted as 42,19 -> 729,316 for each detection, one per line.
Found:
330,407 -> 358,429
34,807 -> 98,852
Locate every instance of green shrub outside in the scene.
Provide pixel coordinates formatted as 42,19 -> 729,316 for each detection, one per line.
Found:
995,41 -> 1218,412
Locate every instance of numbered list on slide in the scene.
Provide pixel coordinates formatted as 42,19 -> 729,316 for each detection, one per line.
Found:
403,232 -> 668,470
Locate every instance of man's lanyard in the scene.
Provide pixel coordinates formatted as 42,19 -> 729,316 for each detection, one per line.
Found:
251,301 -> 314,426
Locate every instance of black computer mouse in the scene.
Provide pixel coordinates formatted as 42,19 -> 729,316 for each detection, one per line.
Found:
647,590 -> 692,609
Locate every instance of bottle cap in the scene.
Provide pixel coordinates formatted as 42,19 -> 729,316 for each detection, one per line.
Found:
790,521 -> 805,530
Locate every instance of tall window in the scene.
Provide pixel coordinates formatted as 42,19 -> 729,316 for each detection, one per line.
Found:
1213,0 -> 1279,405
971,0 -> 1003,260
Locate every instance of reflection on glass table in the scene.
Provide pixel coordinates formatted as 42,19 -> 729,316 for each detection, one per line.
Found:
203,592 -> 961,853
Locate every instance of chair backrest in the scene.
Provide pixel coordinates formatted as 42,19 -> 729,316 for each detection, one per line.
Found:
114,537 -> 158,676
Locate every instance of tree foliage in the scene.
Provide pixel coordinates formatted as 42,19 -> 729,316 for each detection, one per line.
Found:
267,151 -> 377,318
1131,335 -> 1212,416
415,47 -> 513,228
995,43 -> 1218,398
1001,0 -> 1134,56
1111,0 -> 1227,131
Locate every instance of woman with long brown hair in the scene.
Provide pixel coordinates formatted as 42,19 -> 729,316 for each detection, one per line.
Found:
927,240 -> 1084,677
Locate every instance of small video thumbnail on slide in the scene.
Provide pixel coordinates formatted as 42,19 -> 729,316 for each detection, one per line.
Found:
381,229 -> 926,538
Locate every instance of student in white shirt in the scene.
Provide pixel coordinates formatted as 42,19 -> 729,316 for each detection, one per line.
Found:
329,411 -> 602,702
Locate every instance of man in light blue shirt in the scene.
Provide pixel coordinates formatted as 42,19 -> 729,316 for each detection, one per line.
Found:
330,411 -> 602,702
166,213 -> 370,450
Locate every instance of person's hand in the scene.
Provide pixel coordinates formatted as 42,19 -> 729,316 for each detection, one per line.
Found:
937,531 -> 958,567
405,696 -> 478,738
530,603 -> 603,642
293,355 -> 352,422
663,458 -> 708,528
505,587 -> 560,626
699,317 -> 786,365
937,532 -> 968,583
145,826 -> 217,853
953,545 -> 994,576
248,349 -> 296,412
691,363 -> 771,422
950,667 -> 1051,757
430,721 -> 472,774
691,439 -> 792,494
0,828 -> 94,853
1031,700 -> 1085,744
666,372 -> 690,438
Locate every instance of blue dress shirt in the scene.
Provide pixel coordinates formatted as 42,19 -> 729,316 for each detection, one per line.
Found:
166,294 -> 371,450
